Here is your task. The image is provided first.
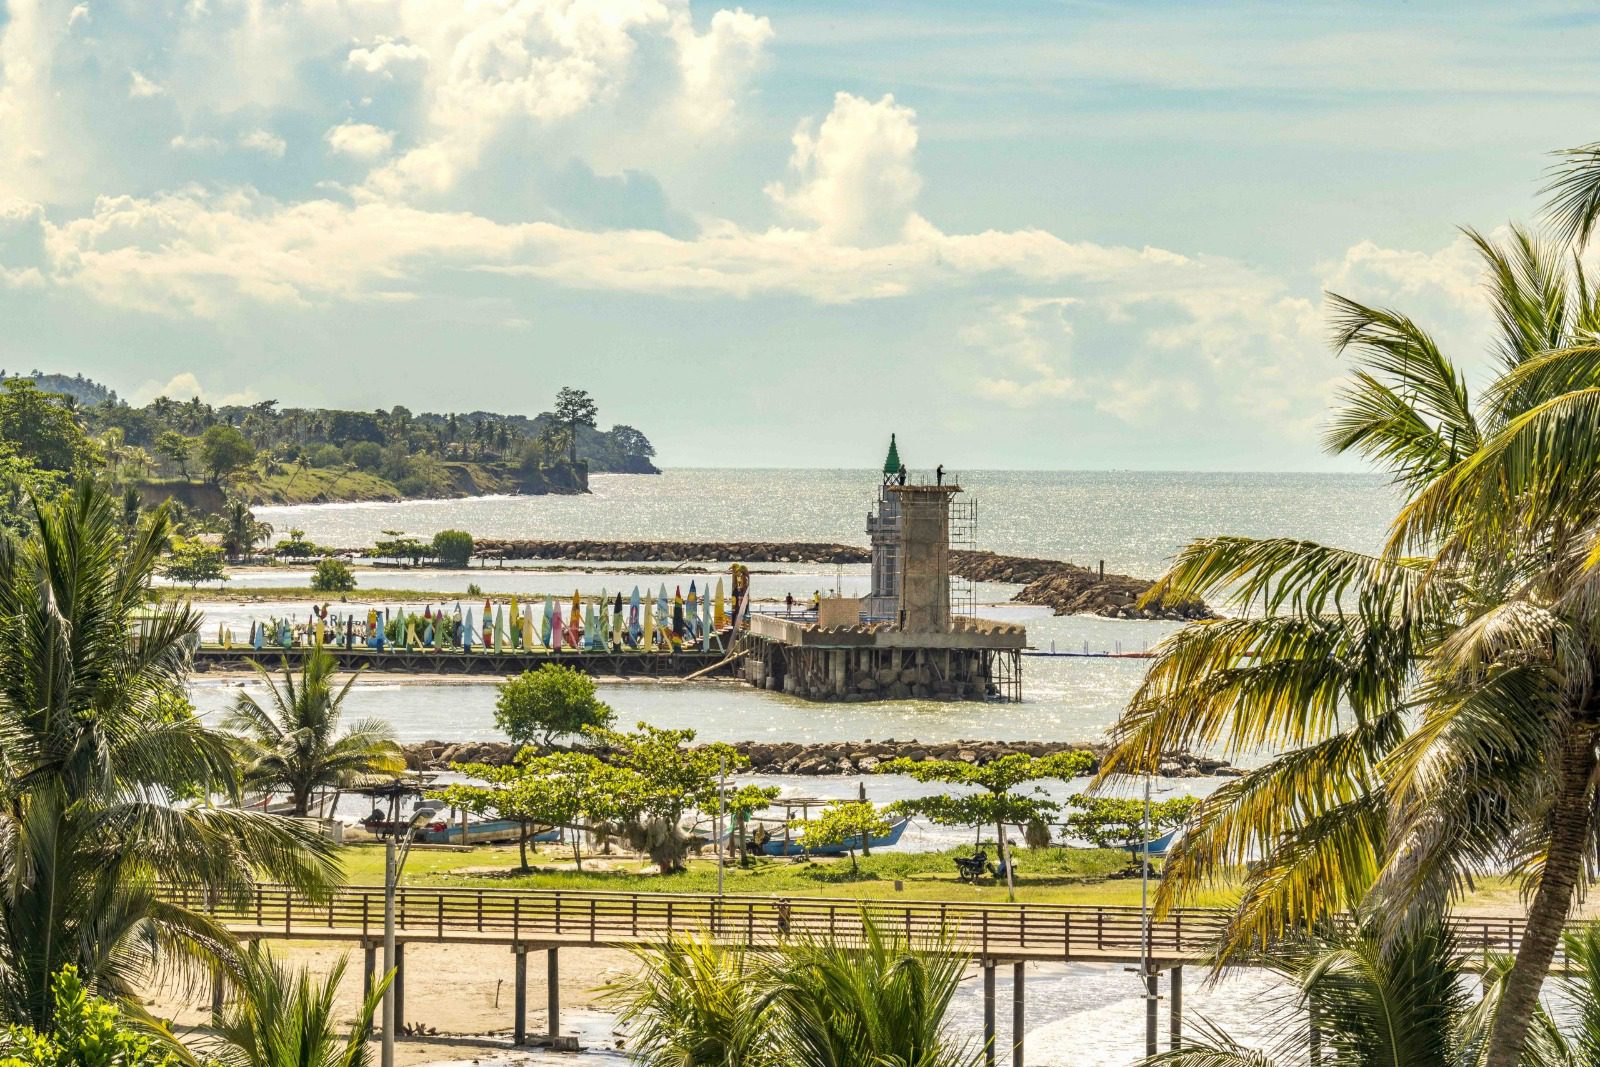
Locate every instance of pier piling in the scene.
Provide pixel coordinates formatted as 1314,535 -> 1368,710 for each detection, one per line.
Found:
513,947 -> 527,1045
983,962 -> 997,1067
363,942 -> 376,1000
546,948 -> 560,1040
1144,965 -> 1158,1057
1170,965 -> 1183,1050
1012,962 -> 1025,1067
393,944 -> 405,1029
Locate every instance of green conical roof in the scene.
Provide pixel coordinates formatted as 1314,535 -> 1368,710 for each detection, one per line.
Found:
882,434 -> 901,475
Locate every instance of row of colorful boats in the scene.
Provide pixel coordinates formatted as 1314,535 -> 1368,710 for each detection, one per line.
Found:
220,580 -> 740,653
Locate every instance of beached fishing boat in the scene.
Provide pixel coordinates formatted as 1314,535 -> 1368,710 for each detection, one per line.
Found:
752,815 -> 911,857
417,816 -> 561,846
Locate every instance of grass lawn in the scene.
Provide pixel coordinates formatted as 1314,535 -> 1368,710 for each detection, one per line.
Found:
336,841 -> 1245,908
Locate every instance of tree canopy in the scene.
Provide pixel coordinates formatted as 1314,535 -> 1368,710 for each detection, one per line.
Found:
493,664 -> 615,748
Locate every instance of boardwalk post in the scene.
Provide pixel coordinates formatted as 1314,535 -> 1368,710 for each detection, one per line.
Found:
1309,995 -> 1321,1065
1011,961 -> 1025,1067
363,943 -> 377,1000
513,948 -> 527,1046
1144,964 -> 1158,1057
393,943 -> 405,1030
547,948 -> 560,1040
983,962 -> 997,1067
1170,965 -> 1182,1050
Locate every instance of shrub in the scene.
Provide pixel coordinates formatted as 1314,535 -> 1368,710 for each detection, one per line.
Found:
310,558 -> 356,593
307,443 -> 343,469
349,441 -> 383,470
161,540 -> 228,588
432,529 -> 474,567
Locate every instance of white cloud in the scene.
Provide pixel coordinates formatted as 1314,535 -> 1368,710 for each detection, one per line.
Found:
766,93 -> 923,246
0,198 -> 48,287
674,7 -> 773,132
346,35 -> 429,77
67,4 -> 90,29
238,128 -> 286,158
131,371 -> 258,407
966,298 -> 1079,407
170,133 -> 223,152
325,122 -> 396,160
128,69 -> 164,98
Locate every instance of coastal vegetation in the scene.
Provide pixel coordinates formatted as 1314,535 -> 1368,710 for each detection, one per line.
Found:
0,377 -> 659,526
309,558 -> 357,592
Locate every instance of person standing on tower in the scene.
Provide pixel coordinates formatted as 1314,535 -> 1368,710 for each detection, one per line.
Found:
936,464 -> 944,486
897,464 -> 907,486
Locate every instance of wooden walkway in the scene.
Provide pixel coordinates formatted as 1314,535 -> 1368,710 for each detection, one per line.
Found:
166,884 -> 1553,1065
190,645 -> 732,678
165,883 -> 1539,966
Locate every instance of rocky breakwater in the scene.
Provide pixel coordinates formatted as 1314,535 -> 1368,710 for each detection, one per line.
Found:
474,539 -> 868,565
403,738 -> 1242,778
950,550 -> 1212,621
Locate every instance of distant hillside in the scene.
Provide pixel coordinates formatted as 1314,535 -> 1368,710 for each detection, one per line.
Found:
0,371 -> 117,407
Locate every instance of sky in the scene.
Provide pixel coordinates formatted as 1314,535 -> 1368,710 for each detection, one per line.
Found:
1,0 -> 1598,469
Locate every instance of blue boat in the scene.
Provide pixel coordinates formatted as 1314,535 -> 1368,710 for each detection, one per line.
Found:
1124,828 -> 1178,859
753,816 -> 911,857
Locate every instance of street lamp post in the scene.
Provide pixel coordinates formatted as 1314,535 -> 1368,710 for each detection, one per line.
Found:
382,804 -> 429,1067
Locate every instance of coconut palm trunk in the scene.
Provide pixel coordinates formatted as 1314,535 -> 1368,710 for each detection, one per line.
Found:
1484,718 -> 1598,1067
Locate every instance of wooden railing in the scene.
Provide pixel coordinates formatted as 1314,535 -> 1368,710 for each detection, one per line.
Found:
159,884 -> 1547,962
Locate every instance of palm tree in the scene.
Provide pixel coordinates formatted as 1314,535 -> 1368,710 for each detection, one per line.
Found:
773,919 -> 980,1067
227,650 -> 404,817
1097,227 -> 1600,1067
0,480 -> 340,1028
205,944 -> 389,1067
603,936 -> 777,1067
221,499 -> 272,562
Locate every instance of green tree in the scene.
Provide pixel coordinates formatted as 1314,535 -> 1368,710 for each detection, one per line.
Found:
1096,228 -> 1600,1067
788,801 -> 892,872
205,945 -> 390,1067
199,425 -> 255,484
0,380 -> 97,473
160,539 -> 228,588
0,481 -> 338,1027
431,529 -> 474,567
221,498 -> 273,561
371,534 -> 425,566
434,750 -> 626,870
880,752 -> 1093,899
154,431 -> 193,481
273,528 -> 318,558
552,386 -> 598,464
226,650 -> 403,816
0,966 -> 180,1067
309,558 -> 356,593
725,783 -> 780,865
493,664 -> 615,748
586,723 -> 743,874
1064,794 -> 1199,851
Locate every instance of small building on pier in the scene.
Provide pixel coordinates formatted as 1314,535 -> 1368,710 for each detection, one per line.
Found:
741,439 -> 1025,702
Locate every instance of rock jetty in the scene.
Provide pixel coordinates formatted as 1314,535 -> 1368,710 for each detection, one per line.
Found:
402,738 -> 1242,778
466,540 -> 1211,620
474,539 -> 867,565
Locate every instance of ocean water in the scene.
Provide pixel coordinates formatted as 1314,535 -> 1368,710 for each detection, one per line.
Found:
258,469 -> 1397,576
